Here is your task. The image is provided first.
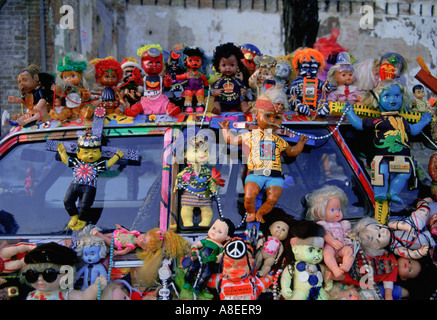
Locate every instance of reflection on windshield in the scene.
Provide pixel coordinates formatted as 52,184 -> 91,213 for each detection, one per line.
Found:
0,136 -> 164,235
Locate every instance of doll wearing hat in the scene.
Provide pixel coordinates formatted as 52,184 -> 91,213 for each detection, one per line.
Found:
219,88 -> 308,223
57,132 -> 124,230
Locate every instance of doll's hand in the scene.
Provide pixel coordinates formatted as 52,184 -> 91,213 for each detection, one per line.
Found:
218,119 -> 230,130
94,275 -> 107,291
57,142 -> 66,154
115,150 -> 124,159
240,88 -> 247,98
281,288 -> 292,299
8,96 -> 22,104
330,239 -> 343,251
213,88 -> 223,97
418,244 -> 429,257
79,88 -> 91,101
420,111 -> 433,124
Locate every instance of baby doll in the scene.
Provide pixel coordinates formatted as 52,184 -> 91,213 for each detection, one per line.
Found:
211,42 -> 250,114
305,185 -> 354,278
411,84 -> 432,113
57,132 -> 124,230
20,242 -> 107,300
327,52 -> 361,105
219,88 -> 308,223
49,96 -> 72,121
183,218 -> 234,297
75,225 -> 108,290
249,55 -> 277,98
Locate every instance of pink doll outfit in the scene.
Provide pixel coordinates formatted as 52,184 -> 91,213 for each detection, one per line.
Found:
112,229 -> 141,251
317,220 -> 352,251
138,94 -> 169,115
327,85 -> 360,104
263,236 -> 280,255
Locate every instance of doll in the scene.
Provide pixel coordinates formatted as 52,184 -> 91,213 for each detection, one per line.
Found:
240,43 -> 261,76
174,132 -> 224,228
327,52 -> 362,105
380,52 -> 408,86
345,78 -> 432,205
219,88 -> 308,223
24,166 -> 35,196
20,242 -> 107,300
0,242 -> 36,274
305,185 -> 354,278
289,47 -> 332,116
211,42 -> 250,114
125,44 -> 178,117
280,221 -> 333,300
119,57 -> 144,109
411,84 -> 432,113
165,43 -> 188,107
57,132 -> 124,230
94,57 -> 125,116
74,225 -> 108,290
48,96 -> 72,121
100,279 -> 142,300
52,53 -> 97,120
183,218 -> 234,296
354,57 -> 380,95
273,59 -> 293,94
174,46 -> 209,113
7,65 -> 54,127
248,55 -> 277,98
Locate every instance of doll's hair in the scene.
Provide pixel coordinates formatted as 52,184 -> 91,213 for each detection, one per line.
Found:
20,64 -> 40,77
350,217 -> 388,257
292,48 -> 325,73
327,63 -> 355,86
56,52 -> 99,91
212,42 -> 245,73
353,58 -> 379,92
254,87 -> 289,114
305,185 -> 348,222
360,79 -> 410,111
94,58 -> 123,82
75,225 -> 108,258
412,84 -> 425,93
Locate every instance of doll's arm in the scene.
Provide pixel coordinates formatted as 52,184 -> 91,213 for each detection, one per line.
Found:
107,150 -> 124,168
323,231 -> 343,251
394,244 -> 429,259
382,282 -> 394,300
280,264 -> 293,299
388,220 -> 412,233
69,275 -> 107,300
411,111 -> 432,136
8,96 -> 24,104
284,135 -> 309,157
218,119 -> 243,146
344,103 -> 363,130
57,143 -> 69,165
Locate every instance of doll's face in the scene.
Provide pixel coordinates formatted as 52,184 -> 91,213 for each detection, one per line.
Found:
99,70 -> 118,87
379,84 -> 403,112
325,198 -> 343,222
334,70 -> 354,86
208,219 -> 230,244
23,267 -> 62,292
62,71 -> 82,86
186,146 -> 209,165
258,68 -> 274,82
82,246 -> 102,264
292,243 -> 323,264
361,223 -> 391,249
186,56 -> 202,70
397,257 -> 421,280
77,147 -> 102,163
275,63 -> 291,80
255,110 -> 283,130
269,221 -> 289,241
219,55 -> 238,77
17,71 -> 39,94
413,87 -> 425,99
298,58 -> 320,79
122,66 -> 135,82
141,53 -> 163,76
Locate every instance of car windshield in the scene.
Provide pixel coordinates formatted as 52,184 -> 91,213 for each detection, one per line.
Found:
0,135 -> 164,236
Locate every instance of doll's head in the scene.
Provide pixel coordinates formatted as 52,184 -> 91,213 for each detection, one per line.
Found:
121,57 -> 143,82
167,43 -> 188,75
208,218 -> 235,244
274,59 -> 292,84
361,79 -> 409,112
253,88 -> 288,129
183,46 -> 205,71
380,52 -> 407,79
292,48 -> 325,79
327,52 -> 355,87
20,242 -> 78,292
412,84 -> 426,100
75,225 -> 108,263
76,132 -> 102,163
397,257 -> 422,280
186,133 -> 210,165
305,185 -> 348,222
213,42 -> 245,77
291,234 -> 324,265
254,55 -> 276,82
17,65 -> 41,94
350,217 -> 391,257
56,52 -> 97,91
240,43 -> 261,75
95,58 -> 123,87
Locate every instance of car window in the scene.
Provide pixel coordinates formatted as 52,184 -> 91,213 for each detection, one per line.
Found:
0,135 -> 164,236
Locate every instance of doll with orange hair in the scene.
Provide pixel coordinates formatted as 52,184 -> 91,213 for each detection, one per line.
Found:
94,58 -> 124,115
289,48 -> 332,116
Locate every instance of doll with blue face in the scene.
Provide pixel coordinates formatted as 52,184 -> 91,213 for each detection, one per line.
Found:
344,77 -> 432,205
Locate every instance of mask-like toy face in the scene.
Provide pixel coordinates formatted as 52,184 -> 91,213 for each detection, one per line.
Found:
82,246 -> 102,264
99,70 -> 118,87
186,56 -> 202,70
62,71 -> 82,86
141,52 -> 163,76
298,58 -> 320,79
292,244 -> 323,264
275,63 -> 291,80
186,145 -> 209,165
77,147 -> 102,163
17,71 -> 39,94
379,84 -> 403,112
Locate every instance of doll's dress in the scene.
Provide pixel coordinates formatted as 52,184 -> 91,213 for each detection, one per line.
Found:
112,229 -> 141,251
27,289 -> 71,300
317,220 -> 352,252
177,165 -> 212,207
263,236 -> 280,255
327,85 -> 360,104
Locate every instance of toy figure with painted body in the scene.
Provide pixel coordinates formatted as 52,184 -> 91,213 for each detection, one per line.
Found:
119,57 -> 144,108
125,44 -> 178,116
305,185 -> 354,278
174,46 -> 209,113
327,52 -> 361,104
20,242 -> 107,300
411,84 -> 432,113
240,43 -> 261,76
74,225 -> 108,290
344,79 -> 432,206
174,132 -> 224,228
280,221 -> 333,300
183,218 -> 234,297
94,58 -> 124,116
219,89 -> 308,223
49,96 -> 72,121
57,132 -> 124,230
52,53 -> 96,120
165,43 -> 188,107
7,65 -> 54,127
290,48 -> 332,116
274,59 -> 293,93
211,42 -> 250,114
249,55 -> 277,98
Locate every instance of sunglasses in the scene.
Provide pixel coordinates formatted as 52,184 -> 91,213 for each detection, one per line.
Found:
23,268 -> 60,283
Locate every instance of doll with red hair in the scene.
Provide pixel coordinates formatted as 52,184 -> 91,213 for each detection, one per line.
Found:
94,58 -> 124,115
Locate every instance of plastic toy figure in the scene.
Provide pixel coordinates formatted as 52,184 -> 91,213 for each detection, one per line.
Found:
327,52 -> 361,104
52,53 -> 97,120
94,58 -> 124,115
125,44 -> 178,116
0,242 -> 36,274
240,43 -> 261,76
119,57 -> 144,108
290,48 -> 332,116
7,65 -> 54,127
274,59 -> 293,93
411,84 -> 432,113
174,46 -> 209,113
174,132 -> 224,228
344,78 -> 432,207
183,218 -> 234,297
249,55 -> 277,98
57,132 -> 124,230
305,185 -> 354,278
49,96 -> 72,121
75,225 -> 108,290
219,88 -> 308,223
211,42 -> 250,114
20,242 -> 107,300
280,221 -> 333,300
380,52 -> 408,85
164,43 -> 189,107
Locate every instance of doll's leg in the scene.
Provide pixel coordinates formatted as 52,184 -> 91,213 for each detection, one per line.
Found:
322,247 -> 343,278
258,256 -> 275,277
373,162 -> 389,201
255,185 -> 282,223
73,186 -> 97,230
180,205 -> 195,227
211,101 -> 221,115
244,181 -> 261,222
339,245 -> 354,273
64,184 -> 80,227
199,206 -> 213,227
388,172 -> 410,205
124,102 -> 143,117
184,91 -> 193,107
